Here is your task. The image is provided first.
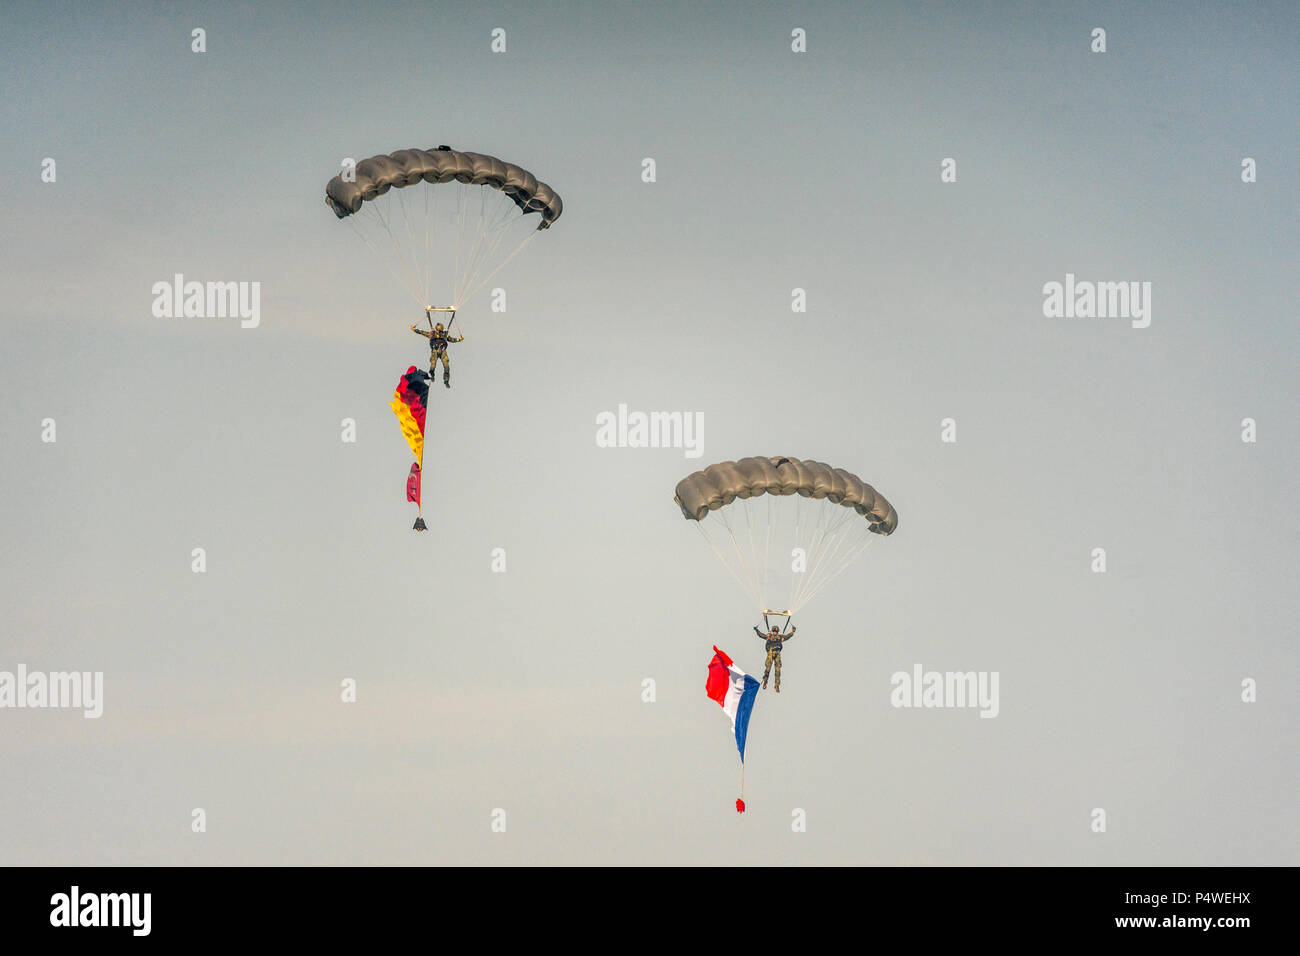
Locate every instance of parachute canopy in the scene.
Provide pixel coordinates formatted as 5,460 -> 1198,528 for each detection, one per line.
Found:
675,456 -> 896,616
325,147 -> 562,226
675,456 -> 896,534
325,145 -> 562,312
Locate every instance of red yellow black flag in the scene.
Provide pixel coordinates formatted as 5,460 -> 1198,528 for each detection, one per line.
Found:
390,366 -> 431,530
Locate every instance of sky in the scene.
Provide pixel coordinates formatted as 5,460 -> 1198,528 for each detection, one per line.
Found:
1,0 -> 1297,866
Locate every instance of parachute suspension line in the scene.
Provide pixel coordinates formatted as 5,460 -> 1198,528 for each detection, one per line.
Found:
450,185 -> 507,306
797,493 -> 837,607
394,186 -> 424,299
780,494 -> 842,613
455,191 -> 539,307
761,493 -> 775,616
718,507 -> 762,610
795,527 -> 873,612
451,185 -> 472,310
716,507 -> 763,610
459,229 -> 538,306
791,509 -> 873,613
779,493 -> 794,614
374,194 -> 424,305
786,492 -> 808,615
454,185 -> 493,307
785,489 -> 806,616
347,183 -> 546,320
743,494 -> 762,611
470,185 -> 546,304
347,210 -> 425,309
789,495 -> 836,611
407,184 -> 434,305
387,198 -> 425,304
694,520 -> 759,610
452,185 -> 508,307
454,184 -> 471,307
742,501 -> 771,611
699,494 -> 885,615
797,531 -> 874,612
421,177 -> 434,303
462,213 -> 517,303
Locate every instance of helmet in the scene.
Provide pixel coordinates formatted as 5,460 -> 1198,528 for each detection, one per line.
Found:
435,322 -> 445,332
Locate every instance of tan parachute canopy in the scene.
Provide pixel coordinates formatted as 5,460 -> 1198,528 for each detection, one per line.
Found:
325,146 -> 563,227
675,456 -> 897,536
674,456 -> 896,615
324,145 -> 563,310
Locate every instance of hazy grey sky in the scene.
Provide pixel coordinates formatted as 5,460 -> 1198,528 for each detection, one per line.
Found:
2,1 -> 1297,865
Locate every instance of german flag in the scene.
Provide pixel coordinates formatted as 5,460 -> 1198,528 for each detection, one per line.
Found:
406,463 -> 422,504
390,366 -> 430,462
390,366 -> 431,528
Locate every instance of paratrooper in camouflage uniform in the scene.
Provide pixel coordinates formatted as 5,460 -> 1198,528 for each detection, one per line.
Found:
754,623 -> 795,692
411,317 -> 464,388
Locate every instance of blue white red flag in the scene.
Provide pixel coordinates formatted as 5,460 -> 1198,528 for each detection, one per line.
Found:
705,646 -> 759,761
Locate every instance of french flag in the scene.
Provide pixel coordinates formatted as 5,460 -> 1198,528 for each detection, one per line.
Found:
705,646 -> 760,761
